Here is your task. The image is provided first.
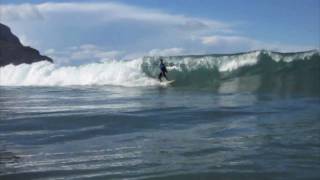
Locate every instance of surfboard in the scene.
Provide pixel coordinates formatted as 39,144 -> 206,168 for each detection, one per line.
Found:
160,80 -> 175,86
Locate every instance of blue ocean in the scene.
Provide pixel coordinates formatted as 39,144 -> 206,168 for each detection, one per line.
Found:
0,50 -> 320,179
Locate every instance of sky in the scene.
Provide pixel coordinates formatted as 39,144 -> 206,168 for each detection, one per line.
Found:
0,0 -> 319,65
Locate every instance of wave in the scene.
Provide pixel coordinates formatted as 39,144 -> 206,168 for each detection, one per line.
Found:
142,50 -> 320,93
0,58 -> 158,87
1,50 -> 320,94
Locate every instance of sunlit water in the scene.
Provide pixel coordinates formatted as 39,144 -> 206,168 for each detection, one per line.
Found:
0,86 -> 319,179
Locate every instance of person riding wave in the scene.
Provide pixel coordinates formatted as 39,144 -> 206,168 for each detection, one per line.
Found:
158,58 -> 168,82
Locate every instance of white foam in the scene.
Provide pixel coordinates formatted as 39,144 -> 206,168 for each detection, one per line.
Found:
267,50 -> 319,63
0,58 -> 159,87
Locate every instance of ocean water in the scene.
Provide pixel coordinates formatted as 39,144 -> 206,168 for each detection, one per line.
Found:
0,50 -> 320,179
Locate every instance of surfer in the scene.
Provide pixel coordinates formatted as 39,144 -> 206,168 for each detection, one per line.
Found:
158,58 -> 168,82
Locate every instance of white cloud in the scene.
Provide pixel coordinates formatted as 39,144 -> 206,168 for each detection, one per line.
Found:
45,2 -> 229,31
70,44 -> 123,61
201,35 -> 253,46
200,35 -> 315,52
44,44 -> 124,65
96,51 -> 122,61
0,3 -> 44,21
79,44 -> 97,50
1,2 -> 230,32
17,34 -> 39,47
44,48 -> 55,54
148,48 -> 185,56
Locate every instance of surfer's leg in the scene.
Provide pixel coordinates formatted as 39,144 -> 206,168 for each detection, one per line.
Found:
163,72 -> 168,80
158,72 -> 163,82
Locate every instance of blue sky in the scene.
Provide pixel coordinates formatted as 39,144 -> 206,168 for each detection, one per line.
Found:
1,0 -> 319,65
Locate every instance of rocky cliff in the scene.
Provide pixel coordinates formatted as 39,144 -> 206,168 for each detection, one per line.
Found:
0,23 -> 53,67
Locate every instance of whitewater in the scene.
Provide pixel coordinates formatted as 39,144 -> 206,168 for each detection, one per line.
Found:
0,58 -> 159,87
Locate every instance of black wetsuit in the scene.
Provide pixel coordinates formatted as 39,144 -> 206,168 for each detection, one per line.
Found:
158,62 -> 168,81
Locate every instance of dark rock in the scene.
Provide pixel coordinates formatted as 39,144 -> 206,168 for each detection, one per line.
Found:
0,23 -> 53,67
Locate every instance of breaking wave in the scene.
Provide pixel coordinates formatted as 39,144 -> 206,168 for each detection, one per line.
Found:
0,58 -> 158,87
1,50 -> 320,94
